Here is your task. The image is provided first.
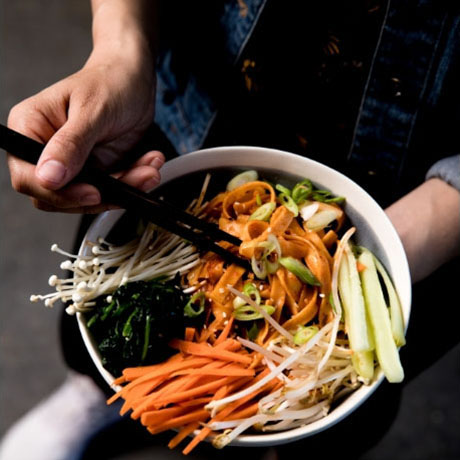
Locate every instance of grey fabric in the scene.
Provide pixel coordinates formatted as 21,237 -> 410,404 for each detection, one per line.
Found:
426,154 -> 460,191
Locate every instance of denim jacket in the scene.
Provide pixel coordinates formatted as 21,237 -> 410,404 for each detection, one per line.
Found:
154,0 -> 460,198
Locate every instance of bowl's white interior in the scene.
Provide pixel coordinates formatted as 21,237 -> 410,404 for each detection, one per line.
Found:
77,146 -> 411,447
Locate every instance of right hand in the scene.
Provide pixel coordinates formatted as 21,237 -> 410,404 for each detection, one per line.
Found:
7,47 -> 163,213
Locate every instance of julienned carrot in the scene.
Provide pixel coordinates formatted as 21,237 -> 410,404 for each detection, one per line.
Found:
121,353 -> 183,381
164,383 -> 233,451
128,361 -> 232,417
116,356 -> 211,395
214,338 -> 242,352
136,376 -> 239,417
108,373 -> 171,406
148,409 -> 210,435
130,375 -> 235,420
168,422 -> 200,449
130,374 -> 208,417
185,327 -> 196,342
178,397 -> 212,408
141,406 -> 188,426
112,376 -> 125,385
146,381 -> 231,435
169,339 -> 252,365
116,375 -> 166,408
182,380 -> 282,456
171,366 -> 255,377
214,316 -> 234,346
182,369 -> 278,455
107,321 -> 266,454
225,401 -> 259,420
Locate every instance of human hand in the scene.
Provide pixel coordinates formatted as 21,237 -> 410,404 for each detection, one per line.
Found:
7,47 -> 162,213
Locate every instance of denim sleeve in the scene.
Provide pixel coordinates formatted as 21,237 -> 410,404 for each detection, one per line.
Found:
425,155 -> 460,192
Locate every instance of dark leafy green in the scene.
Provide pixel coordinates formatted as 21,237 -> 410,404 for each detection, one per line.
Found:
85,275 -> 204,376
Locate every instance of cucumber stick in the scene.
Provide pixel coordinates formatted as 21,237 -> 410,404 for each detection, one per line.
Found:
338,243 -> 373,352
351,350 -> 375,381
358,249 -> 404,383
373,256 -> 406,347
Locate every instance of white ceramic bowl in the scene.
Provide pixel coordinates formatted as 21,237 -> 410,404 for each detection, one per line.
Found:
77,146 -> 411,447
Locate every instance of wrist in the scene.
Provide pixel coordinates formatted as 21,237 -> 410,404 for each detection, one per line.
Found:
89,0 -> 157,70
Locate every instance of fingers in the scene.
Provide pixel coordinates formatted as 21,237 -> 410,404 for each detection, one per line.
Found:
118,164 -> 161,192
7,87 -> 165,213
30,162 -> 163,214
132,150 -> 165,170
31,198 -> 117,215
35,115 -> 102,191
10,160 -> 102,208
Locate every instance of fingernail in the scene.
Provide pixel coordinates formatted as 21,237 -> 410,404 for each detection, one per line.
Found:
150,157 -> 164,169
80,193 -> 101,206
36,160 -> 66,185
142,176 -> 159,192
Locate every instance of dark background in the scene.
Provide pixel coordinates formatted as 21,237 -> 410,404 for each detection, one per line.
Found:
0,2 -> 459,459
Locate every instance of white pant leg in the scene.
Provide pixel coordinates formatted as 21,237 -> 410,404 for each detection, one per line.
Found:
0,372 -> 121,460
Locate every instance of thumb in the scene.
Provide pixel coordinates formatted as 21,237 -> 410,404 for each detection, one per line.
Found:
35,118 -> 99,190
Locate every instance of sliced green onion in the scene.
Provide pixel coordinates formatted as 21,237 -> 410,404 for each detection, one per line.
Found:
325,196 -> 345,204
292,179 -> 313,204
257,234 -> 281,274
234,282 -> 262,309
249,202 -> 276,222
279,256 -> 321,286
141,314 -> 151,361
233,304 -> 275,321
275,184 -> 292,196
293,325 -> 319,345
184,291 -> 206,317
233,295 -> 247,309
251,255 -> 267,279
251,234 -> 282,279
255,194 -> 262,206
299,201 -> 319,221
264,259 -> 279,275
306,209 -> 339,231
279,193 -> 299,217
311,189 -> 345,204
226,170 -> 258,191
243,282 -> 261,304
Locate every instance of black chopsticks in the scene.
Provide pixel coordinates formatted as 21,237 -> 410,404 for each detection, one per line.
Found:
0,124 -> 250,270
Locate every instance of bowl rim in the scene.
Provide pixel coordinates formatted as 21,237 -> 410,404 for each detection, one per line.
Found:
77,145 -> 411,446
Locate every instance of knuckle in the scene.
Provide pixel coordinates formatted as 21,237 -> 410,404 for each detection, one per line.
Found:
7,102 -> 28,129
11,172 -> 30,195
31,198 -> 53,212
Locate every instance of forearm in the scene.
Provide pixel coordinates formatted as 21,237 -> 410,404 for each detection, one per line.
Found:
89,0 -> 159,65
385,178 -> 460,283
